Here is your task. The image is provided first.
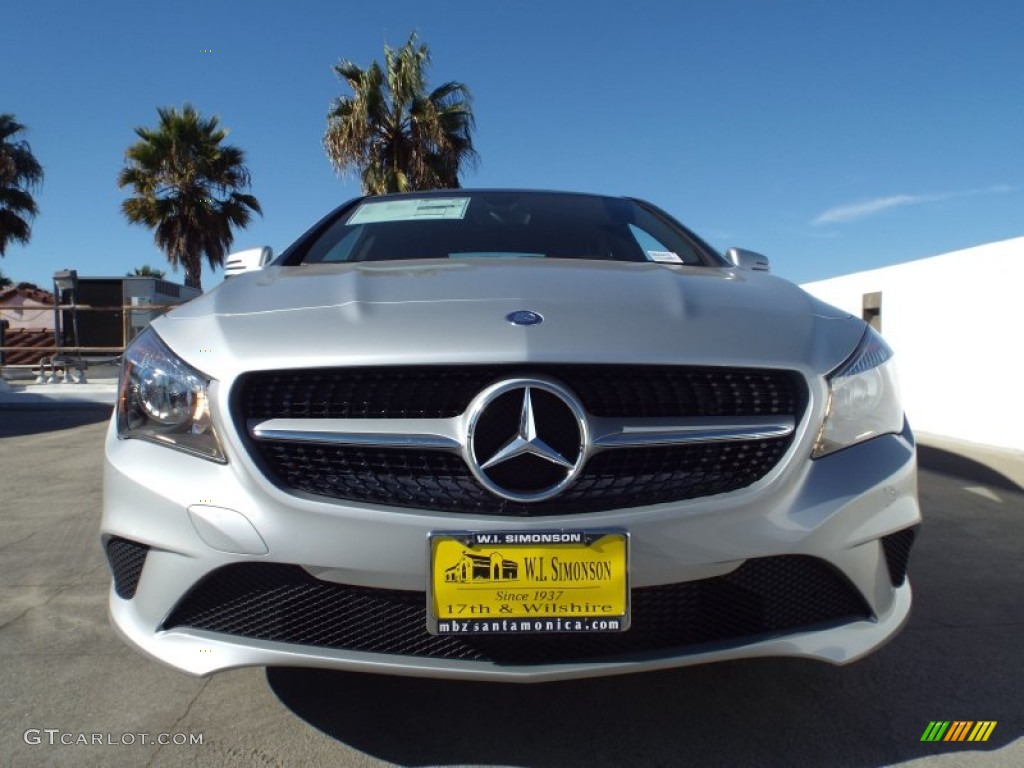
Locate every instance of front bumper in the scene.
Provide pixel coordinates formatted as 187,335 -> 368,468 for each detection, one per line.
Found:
101,418 -> 920,681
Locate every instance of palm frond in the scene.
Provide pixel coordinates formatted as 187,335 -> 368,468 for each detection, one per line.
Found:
117,105 -> 262,288
0,114 -> 45,256
323,33 -> 477,194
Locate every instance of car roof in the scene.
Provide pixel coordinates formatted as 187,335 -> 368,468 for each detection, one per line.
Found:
355,188 -> 635,203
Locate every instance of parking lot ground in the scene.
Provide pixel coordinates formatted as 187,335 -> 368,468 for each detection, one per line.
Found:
1,408 -> 1021,767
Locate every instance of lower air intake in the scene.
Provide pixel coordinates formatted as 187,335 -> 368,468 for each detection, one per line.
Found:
163,556 -> 872,665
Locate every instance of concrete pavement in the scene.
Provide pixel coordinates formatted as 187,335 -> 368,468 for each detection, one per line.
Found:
0,378 -> 117,408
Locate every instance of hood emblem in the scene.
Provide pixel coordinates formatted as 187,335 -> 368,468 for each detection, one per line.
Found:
506,310 -> 544,327
465,379 -> 588,503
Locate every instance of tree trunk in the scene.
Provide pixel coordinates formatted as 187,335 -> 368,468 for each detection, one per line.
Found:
182,254 -> 201,290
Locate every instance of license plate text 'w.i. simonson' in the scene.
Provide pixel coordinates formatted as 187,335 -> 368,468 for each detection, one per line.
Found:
473,532 -> 585,544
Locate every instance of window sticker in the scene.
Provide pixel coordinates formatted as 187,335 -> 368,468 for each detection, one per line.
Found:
347,197 -> 471,225
647,250 -> 683,263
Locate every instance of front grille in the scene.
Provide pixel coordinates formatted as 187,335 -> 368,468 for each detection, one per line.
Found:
253,437 -> 791,516
881,527 -> 917,587
237,365 -> 802,420
163,556 -> 871,665
236,365 -> 805,514
105,537 -> 149,599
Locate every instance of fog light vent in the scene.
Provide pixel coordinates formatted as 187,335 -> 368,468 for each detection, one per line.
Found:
881,527 -> 917,587
106,537 -> 150,599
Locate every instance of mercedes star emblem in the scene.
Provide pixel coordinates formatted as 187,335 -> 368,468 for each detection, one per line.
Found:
465,378 -> 588,503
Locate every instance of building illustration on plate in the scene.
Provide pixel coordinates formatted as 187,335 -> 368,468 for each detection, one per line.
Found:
444,551 -> 519,583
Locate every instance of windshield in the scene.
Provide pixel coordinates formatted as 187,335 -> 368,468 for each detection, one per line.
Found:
294,191 -> 720,266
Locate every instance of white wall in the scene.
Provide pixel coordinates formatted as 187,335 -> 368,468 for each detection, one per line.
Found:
0,296 -> 55,330
801,237 -> 1024,451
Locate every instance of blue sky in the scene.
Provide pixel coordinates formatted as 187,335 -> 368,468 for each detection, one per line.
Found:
4,0 -> 1023,289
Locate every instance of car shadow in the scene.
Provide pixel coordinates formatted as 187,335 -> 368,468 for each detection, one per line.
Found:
266,469 -> 1022,767
267,639 -> 1016,767
917,444 -> 1022,492
0,405 -> 113,438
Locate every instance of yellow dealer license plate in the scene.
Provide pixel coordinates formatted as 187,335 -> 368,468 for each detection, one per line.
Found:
428,531 -> 629,635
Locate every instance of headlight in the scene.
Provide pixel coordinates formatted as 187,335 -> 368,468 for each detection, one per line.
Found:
117,328 -> 226,462
812,326 -> 904,458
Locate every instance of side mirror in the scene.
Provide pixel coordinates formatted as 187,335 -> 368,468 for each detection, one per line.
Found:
726,247 -> 770,273
224,246 -> 274,278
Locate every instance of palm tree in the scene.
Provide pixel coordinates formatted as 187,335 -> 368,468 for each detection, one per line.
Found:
126,265 -> 166,278
117,105 -> 262,289
323,33 -> 478,195
0,114 -> 45,257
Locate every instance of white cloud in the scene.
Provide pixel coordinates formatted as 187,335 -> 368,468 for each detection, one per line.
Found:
811,185 -> 1014,226
812,194 -> 932,225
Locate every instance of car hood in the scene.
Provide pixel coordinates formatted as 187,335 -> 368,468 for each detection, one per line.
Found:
156,259 -> 864,379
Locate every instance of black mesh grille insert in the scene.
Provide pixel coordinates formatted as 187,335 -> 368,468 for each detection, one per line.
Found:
236,364 -> 805,515
163,556 -> 871,665
881,527 -> 917,587
236,365 -> 803,420
253,437 -> 790,515
105,537 -> 149,599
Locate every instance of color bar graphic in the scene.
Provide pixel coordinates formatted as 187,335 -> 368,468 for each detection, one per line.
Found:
966,722 -> 997,742
920,721 -> 996,742
921,721 -> 949,741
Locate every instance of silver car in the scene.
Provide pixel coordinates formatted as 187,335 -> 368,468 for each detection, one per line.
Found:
102,189 -> 920,681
